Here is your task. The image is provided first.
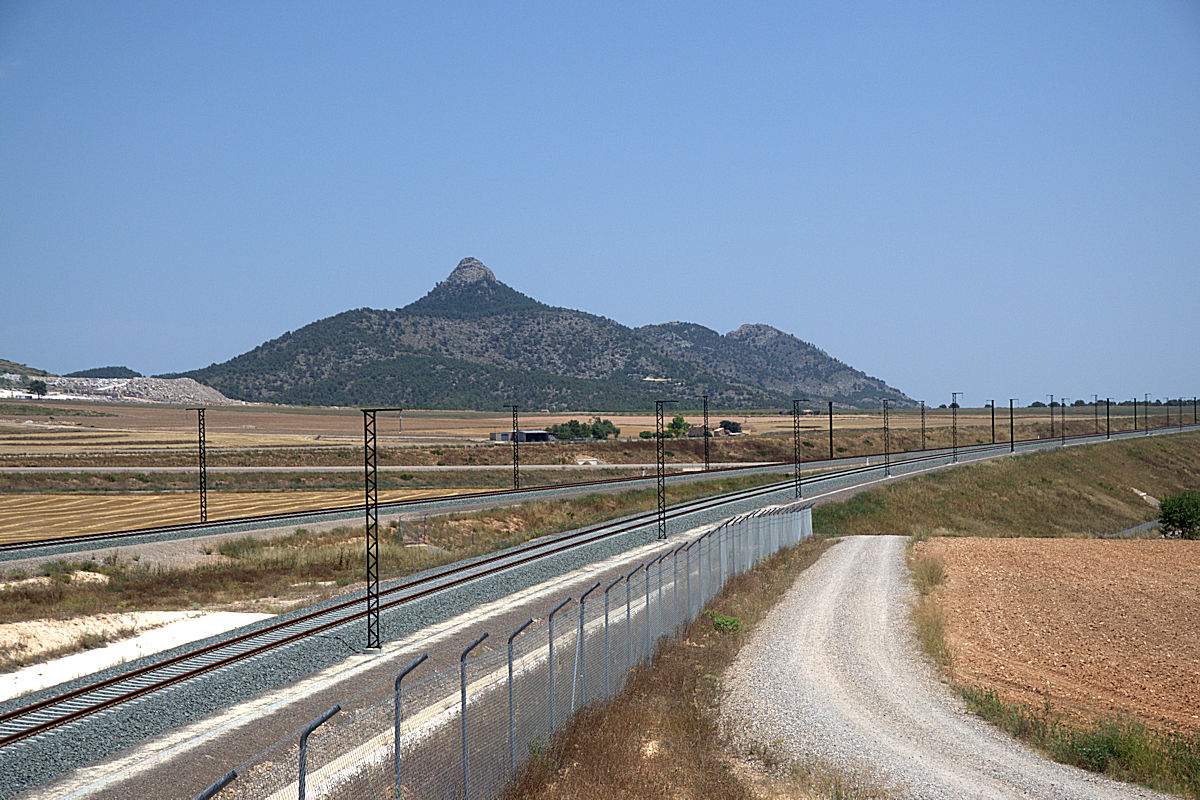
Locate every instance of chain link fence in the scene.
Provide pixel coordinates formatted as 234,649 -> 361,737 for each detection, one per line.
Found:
199,502 -> 813,800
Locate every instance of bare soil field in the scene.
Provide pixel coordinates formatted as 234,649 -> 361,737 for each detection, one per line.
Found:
917,536 -> 1200,734
0,488 -> 482,543
1,398 -> 1130,456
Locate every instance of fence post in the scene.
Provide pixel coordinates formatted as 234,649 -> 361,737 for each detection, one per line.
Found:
299,705 -> 340,800
603,576 -> 622,698
193,770 -> 236,800
656,552 -> 667,642
673,543 -> 686,632
507,619 -> 534,776
460,633 -> 489,800
573,581 -> 600,712
625,566 -> 638,672
685,540 -> 693,622
644,559 -> 653,657
548,597 -> 572,732
394,653 -> 428,794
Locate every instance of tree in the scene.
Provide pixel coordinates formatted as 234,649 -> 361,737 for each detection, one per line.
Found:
1160,490 -> 1200,540
719,419 -> 741,433
590,418 -> 620,440
27,379 -> 48,399
1030,401 -> 1047,408
666,415 -> 690,438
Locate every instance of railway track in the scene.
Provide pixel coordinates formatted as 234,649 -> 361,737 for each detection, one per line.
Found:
0,459 -> 785,556
4,420 -> 1182,557
0,424 -> 1192,751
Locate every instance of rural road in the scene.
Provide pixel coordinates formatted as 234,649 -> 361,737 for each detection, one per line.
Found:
721,535 -> 1171,800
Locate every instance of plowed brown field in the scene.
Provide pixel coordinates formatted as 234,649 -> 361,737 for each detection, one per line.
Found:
919,537 -> 1200,733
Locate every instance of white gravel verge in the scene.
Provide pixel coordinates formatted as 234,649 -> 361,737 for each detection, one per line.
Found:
720,535 -> 1172,800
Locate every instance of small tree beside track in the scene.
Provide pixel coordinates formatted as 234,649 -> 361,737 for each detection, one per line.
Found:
1159,490 -> 1200,540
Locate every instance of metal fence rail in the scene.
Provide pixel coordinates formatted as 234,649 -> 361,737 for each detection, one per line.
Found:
198,502 -> 813,800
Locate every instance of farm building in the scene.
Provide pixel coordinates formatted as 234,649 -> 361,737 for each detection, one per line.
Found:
489,430 -> 552,443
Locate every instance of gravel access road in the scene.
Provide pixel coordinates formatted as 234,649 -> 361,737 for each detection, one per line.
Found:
721,535 -> 1171,800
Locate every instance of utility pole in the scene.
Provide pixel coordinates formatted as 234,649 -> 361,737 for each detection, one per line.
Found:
1092,394 -> 1098,434
702,395 -> 710,472
362,406 -> 402,651
1106,398 -> 1110,439
988,399 -> 995,444
1194,396 -> 1197,425
920,400 -> 926,450
187,407 -> 207,523
1048,394 -> 1055,439
1133,397 -> 1138,432
655,400 -> 675,540
828,401 -> 834,459
882,400 -> 891,476
1060,398 -> 1067,445
951,392 -> 962,463
508,405 -> 520,490
792,399 -> 802,497
1145,393 -> 1150,435
1008,399 -> 1016,453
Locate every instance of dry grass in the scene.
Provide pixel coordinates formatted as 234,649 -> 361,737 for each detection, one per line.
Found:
815,430 -> 1200,539
504,535 -> 829,800
0,474 -> 784,623
906,532 -> 953,673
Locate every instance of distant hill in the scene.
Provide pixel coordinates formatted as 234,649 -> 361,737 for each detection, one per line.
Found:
169,258 -> 913,410
637,322 -> 905,407
65,366 -> 142,379
0,359 -> 54,377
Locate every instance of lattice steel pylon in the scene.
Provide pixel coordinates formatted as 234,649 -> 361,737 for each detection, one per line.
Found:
655,400 -> 675,539
362,406 -> 401,651
792,399 -> 802,498
508,405 -> 520,490
702,394 -> 710,472
187,407 -> 207,523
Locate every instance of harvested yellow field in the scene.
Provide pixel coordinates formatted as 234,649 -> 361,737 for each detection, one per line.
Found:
0,488 -> 484,544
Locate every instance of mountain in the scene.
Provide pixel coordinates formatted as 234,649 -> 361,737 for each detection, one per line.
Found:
168,258 -> 913,410
0,359 -> 54,377
636,322 -> 907,407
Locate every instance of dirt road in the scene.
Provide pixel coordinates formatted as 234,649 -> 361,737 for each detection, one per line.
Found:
720,536 -> 1170,800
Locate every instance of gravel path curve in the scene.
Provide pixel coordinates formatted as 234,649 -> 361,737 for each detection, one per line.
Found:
721,535 -> 1172,800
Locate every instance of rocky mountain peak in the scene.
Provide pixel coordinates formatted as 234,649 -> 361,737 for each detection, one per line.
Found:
728,323 -> 785,342
445,257 -> 496,285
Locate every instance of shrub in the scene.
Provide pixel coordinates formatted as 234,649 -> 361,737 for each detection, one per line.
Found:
217,536 -> 261,558
1159,490 -> 1200,540
703,609 -> 742,633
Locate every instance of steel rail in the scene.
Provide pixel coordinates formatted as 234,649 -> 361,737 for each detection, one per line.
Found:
0,441 -> 989,747
1,424 -> 1192,747
0,460 -> 790,555
0,468 -> 825,746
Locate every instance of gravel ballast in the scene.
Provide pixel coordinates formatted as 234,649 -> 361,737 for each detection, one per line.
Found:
720,535 -> 1172,800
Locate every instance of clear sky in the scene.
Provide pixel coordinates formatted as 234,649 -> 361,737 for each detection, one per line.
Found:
2,2 -> 1197,406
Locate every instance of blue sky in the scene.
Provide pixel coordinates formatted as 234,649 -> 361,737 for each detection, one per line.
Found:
2,2 -> 1197,406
